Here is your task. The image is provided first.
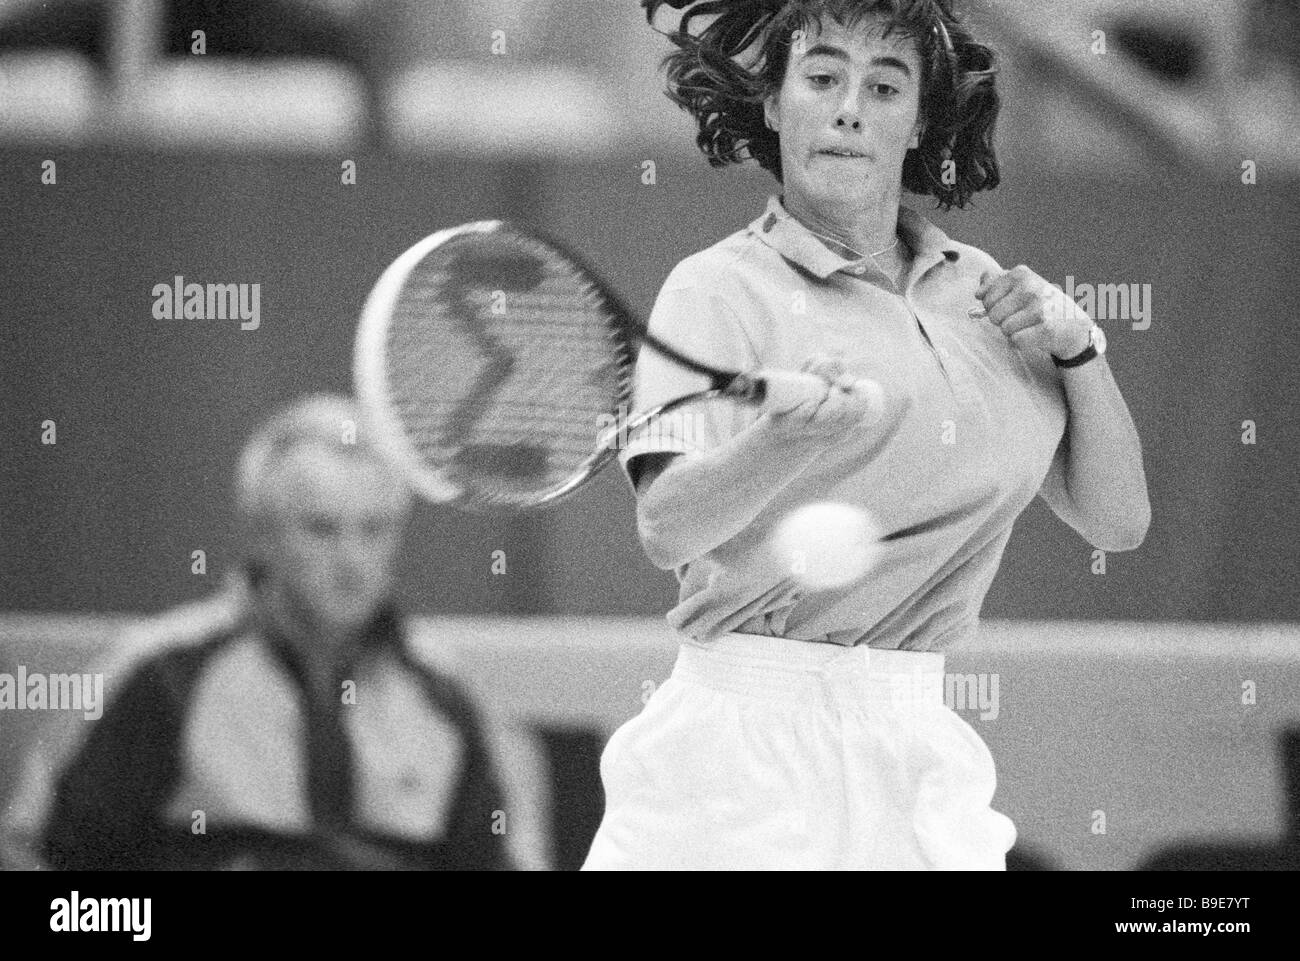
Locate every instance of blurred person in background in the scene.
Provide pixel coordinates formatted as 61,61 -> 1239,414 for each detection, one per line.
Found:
21,393 -> 514,870
583,0 -> 1149,870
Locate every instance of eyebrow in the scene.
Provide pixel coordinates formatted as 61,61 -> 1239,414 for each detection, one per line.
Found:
800,43 -> 914,78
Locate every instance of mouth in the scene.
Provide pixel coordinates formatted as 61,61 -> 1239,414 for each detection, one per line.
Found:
816,147 -> 870,159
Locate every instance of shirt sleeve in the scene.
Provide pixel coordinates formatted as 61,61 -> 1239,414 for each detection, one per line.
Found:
616,272 -> 762,486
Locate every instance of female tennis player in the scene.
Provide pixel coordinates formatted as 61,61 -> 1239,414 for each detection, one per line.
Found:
582,0 -> 1150,870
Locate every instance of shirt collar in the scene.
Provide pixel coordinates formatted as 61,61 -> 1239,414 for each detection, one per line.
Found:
750,193 -> 961,281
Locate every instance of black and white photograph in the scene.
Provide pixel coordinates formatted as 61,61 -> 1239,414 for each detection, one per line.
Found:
0,0 -> 1296,931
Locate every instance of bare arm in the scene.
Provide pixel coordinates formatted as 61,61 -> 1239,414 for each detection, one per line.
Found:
630,359 -> 882,570
631,421 -> 828,569
1039,355 -> 1151,551
976,265 -> 1151,552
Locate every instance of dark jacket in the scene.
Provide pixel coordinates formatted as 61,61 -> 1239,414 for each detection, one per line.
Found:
42,589 -> 513,871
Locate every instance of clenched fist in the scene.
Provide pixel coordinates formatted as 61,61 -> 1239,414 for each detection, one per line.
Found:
974,265 -> 1092,358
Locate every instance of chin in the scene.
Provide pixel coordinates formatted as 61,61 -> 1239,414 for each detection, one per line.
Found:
828,175 -> 874,198
313,599 -> 379,635
804,176 -> 870,206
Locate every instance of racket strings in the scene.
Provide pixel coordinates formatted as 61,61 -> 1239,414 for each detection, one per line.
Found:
380,231 -> 631,506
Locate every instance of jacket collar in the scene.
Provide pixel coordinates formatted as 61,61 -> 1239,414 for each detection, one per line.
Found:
237,563 -> 402,685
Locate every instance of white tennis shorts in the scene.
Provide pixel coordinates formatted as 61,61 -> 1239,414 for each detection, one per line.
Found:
582,632 -> 1016,870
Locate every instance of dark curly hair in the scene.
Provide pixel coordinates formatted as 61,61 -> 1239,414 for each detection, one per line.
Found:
642,0 -> 1000,209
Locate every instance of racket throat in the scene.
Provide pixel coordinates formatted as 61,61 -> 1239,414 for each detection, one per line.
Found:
721,374 -> 765,404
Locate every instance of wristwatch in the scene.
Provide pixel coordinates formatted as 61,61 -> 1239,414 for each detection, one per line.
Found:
1052,323 -> 1107,368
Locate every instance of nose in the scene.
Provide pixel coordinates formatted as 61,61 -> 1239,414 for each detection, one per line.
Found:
336,533 -> 382,575
834,111 -> 862,132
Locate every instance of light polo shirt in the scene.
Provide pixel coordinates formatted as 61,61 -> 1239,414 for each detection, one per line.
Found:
619,194 -> 1068,652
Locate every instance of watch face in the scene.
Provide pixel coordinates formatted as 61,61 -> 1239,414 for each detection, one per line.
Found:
1092,325 -> 1107,354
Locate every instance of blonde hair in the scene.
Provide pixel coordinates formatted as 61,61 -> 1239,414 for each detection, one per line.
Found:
235,393 -> 410,557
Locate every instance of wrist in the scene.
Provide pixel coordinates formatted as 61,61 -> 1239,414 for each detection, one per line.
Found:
751,416 -> 845,468
1055,326 -> 1092,359
1052,321 -> 1108,368
754,411 -> 850,446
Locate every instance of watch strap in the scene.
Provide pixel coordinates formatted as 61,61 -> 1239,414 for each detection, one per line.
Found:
1052,343 -> 1098,368
1053,326 -> 1101,368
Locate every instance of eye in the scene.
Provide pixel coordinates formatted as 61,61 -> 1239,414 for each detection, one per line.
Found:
871,83 -> 900,97
807,73 -> 835,88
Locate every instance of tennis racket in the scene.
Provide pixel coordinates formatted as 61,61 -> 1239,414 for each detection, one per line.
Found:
353,220 -> 882,513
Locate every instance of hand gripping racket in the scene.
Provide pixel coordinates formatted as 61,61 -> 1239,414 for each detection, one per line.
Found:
354,220 -> 881,512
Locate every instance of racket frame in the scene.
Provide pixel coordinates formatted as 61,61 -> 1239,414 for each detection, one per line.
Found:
354,219 -> 759,511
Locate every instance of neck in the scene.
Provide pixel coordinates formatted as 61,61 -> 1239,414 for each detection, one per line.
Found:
874,241 -> 914,292
257,579 -> 356,690
781,188 -> 901,259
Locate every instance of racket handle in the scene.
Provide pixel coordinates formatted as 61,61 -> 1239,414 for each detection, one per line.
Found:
745,369 -> 886,422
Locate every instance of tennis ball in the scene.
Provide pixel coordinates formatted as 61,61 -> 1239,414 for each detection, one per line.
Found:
771,502 -> 883,591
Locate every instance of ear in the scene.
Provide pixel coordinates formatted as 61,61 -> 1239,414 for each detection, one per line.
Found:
909,120 -> 924,150
763,95 -> 780,133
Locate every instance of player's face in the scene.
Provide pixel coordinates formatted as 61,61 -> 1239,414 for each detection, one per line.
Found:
764,15 -> 925,214
263,444 -> 410,636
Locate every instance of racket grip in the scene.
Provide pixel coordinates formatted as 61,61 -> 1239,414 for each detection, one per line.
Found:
751,369 -> 825,410
751,369 -> 886,422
